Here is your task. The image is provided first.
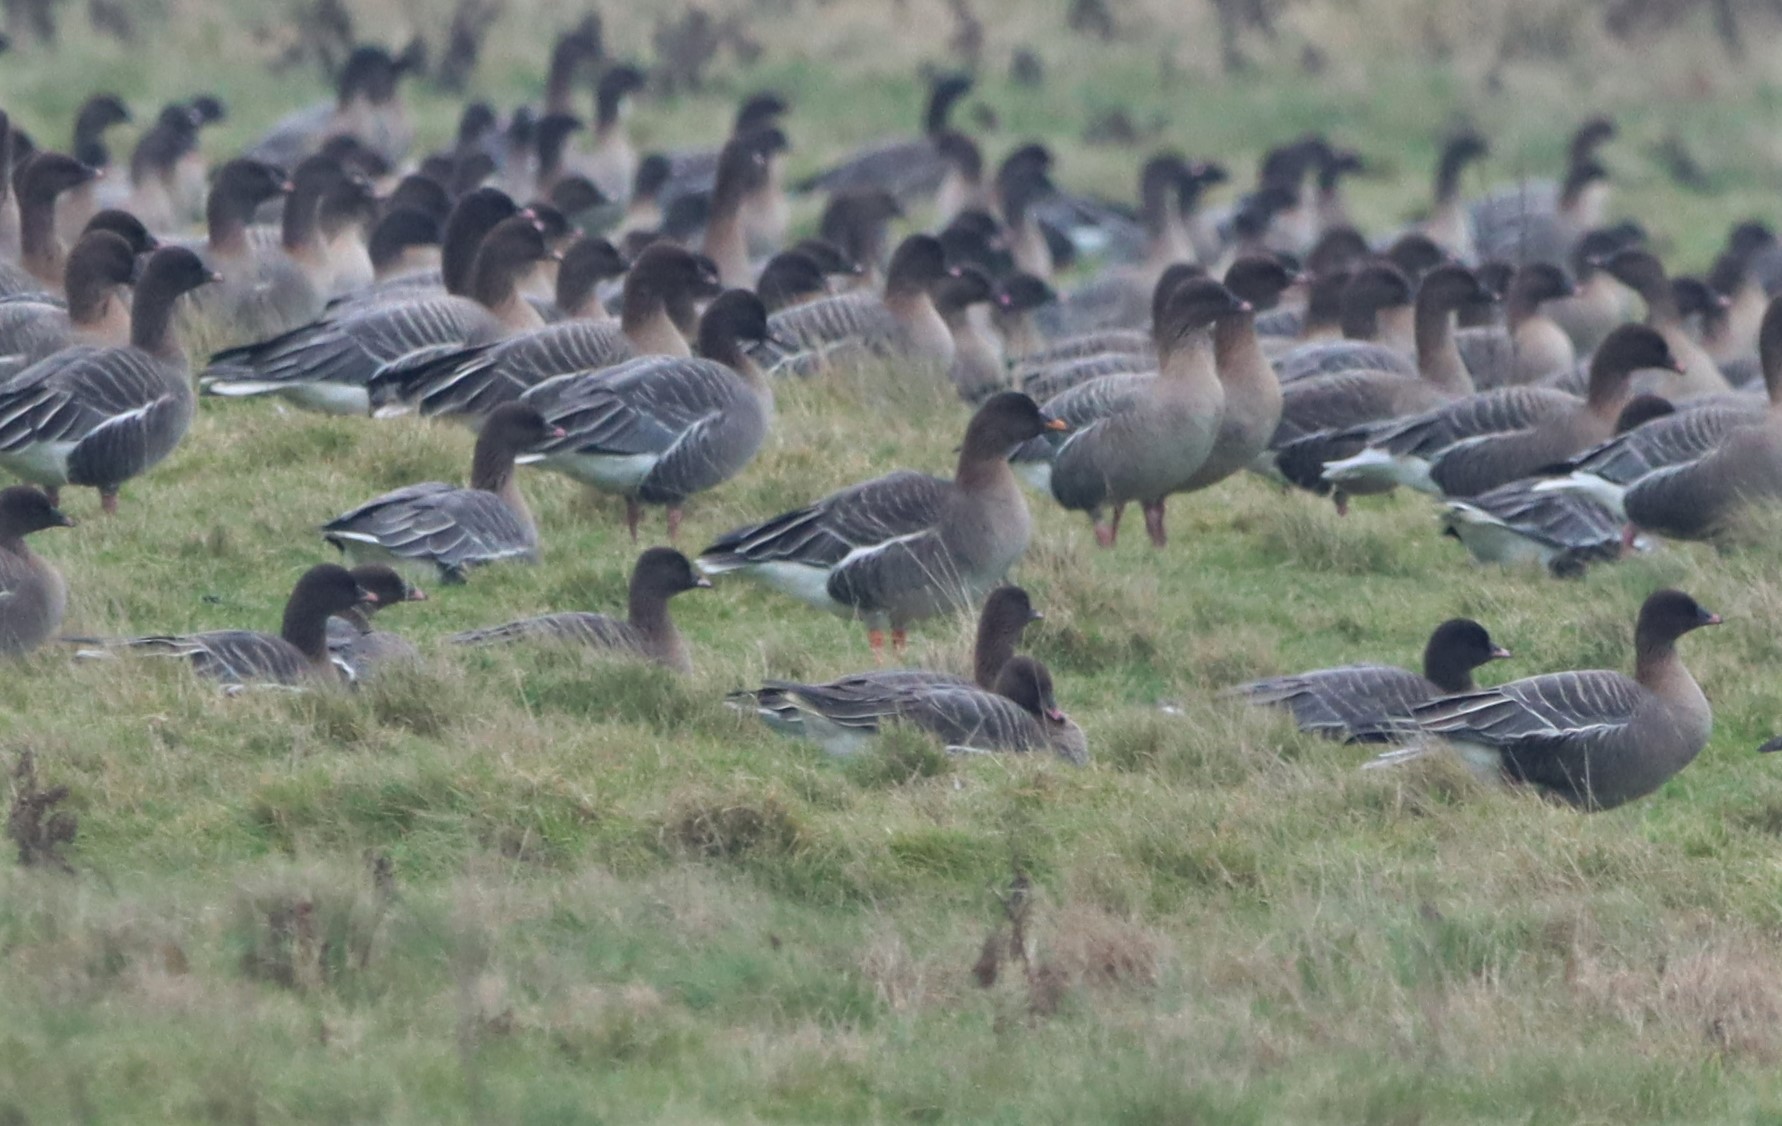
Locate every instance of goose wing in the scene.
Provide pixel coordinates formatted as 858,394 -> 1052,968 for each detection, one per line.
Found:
1559,403 -> 1762,486
702,469 -> 949,573
449,611 -> 641,652
1230,664 -> 1437,742
370,319 -> 633,420
1276,341 -> 1414,384
113,630 -> 315,686
0,346 -> 191,485
321,483 -> 537,576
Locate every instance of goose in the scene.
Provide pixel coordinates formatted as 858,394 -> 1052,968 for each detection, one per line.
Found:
935,265 -> 1004,401
321,401 -> 562,582
656,91 -> 791,211
1365,589 -> 1718,811
1599,248 -> 1729,398
365,208 -> 443,285
324,564 -> 427,680
1539,302 -> 1782,520
739,655 -> 1088,764
521,290 -> 775,541
1045,153 -> 1195,334
327,186 -> 526,313
701,128 -> 784,288
757,250 -> 831,313
1272,263 -> 1418,385
614,154 -> 672,240
0,229 -> 137,377
1418,132 -> 1488,261
0,247 -> 216,513
931,129 -> 990,228
817,189 -> 903,287
215,153 -> 350,338
990,273 -> 1057,363
1015,278 -> 1244,547
449,546 -> 710,674
1014,263 -> 1203,402
799,72 -> 975,204
203,215 -> 554,415
0,485 -> 73,656
125,98 -> 223,232
246,43 -> 421,170
181,159 -> 293,342
1266,264 -> 1487,508
1229,618 -> 1511,743
548,236 -> 629,321
13,153 -> 97,295
54,93 -> 130,242
1454,262 -> 1578,388
541,17 -> 605,117
80,564 -> 378,688
1177,256 -> 1296,494
368,242 -> 720,423
699,392 -> 1062,653
578,63 -> 648,202
765,233 -> 956,374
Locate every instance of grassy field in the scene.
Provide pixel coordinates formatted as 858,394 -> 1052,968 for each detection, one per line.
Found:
7,1 -> 1782,1121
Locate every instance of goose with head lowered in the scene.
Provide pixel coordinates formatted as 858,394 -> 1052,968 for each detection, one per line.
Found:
737,655 -> 1089,764
76,564 -> 379,688
450,547 -> 710,674
321,402 -> 563,582
1229,618 -> 1511,743
1015,278 -> 1245,547
0,229 -> 138,378
520,289 -> 776,542
1364,590 -> 1719,812
0,486 -> 74,656
202,214 -> 555,415
324,564 -> 428,680
368,242 -> 720,424
699,392 -> 1063,654
0,247 -> 216,514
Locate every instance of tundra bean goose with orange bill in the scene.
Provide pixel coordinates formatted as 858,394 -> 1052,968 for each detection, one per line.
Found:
202,215 -> 554,415
0,486 -> 73,656
449,547 -> 710,675
1365,590 -> 1718,812
699,392 -> 1063,654
0,247 -> 216,513
1229,618 -> 1511,743
321,402 -> 562,582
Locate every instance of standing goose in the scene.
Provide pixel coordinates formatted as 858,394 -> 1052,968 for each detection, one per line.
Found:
739,655 -> 1089,764
369,242 -> 720,423
1600,248 -> 1729,398
1454,262 -> 1578,389
82,564 -> 378,687
449,547 -> 710,674
1366,590 -> 1718,812
799,72 -> 975,204
325,564 -> 428,680
202,216 -> 555,415
14,153 -> 98,294
1014,263 -> 1203,403
55,93 -> 131,242
701,129 -> 781,288
521,289 -> 776,541
182,159 -> 293,342
1229,618 -> 1511,743
321,402 -> 562,582
1175,256 -> 1296,493
699,392 -> 1063,653
0,486 -> 73,656
1418,132 -> 1488,261
0,247 -> 216,513
765,233 -> 957,375
578,64 -> 648,202
1017,279 -> 1243,547
729,586 -> 1043,745
0,229 -> 138,378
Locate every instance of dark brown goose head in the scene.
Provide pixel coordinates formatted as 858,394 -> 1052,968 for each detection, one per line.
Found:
544,17 -> 604,112
885,234 -> 952,299
819,188 -> 903,274
14,151 -> 95,208
1434,132 -> 1488,203
995,272 -> 1056,314
472,402 -> 565,492
1307,226 -> 1369,278
318,171 -> 379,238
711,132 -> 772,218
1158,279 -> 1248,348
1614,394 -> 1676,433
1137,153 -> 1190,226
631,153 -> 672,203
1634,589 -> 1720,669
1506,262 -> 1576,318
1571,225 -> 1641,283
1560,158 -> 1610,209
82,209 -> 157,255
368,208 -> 442,277
0,486 -> 75,544
336,44 -> 418,109
555,237 -> 628,316
1304,269 -> 1350,334
1146,262 -> 1208,332
466,215 -> 554,310
1422,618 -> 1511,694
924,73 -> 975,135
621,243 -> 724,327
1417,263 -> 1496,319
734,91 -> 790,137
1587,324 -> 1680,408
934,264 -> 995,318
389,174 -> 452,223
757,251 -> 828,312
348,564 -> 426,615
1338,263 -> 1412,340
1385,232 -> 1449,285
1180,160 -> 1229,211
534,112 -> 584,177
630,546 -> 712,621
441,186 -> 523,296
595,63 -> 647,130
283,564 -> 379,663
550,175 -> 607,218
71,93 -> 131,168
206,159 -> 291,246
994,655 -> 1068,723
961,392 -> 1065,466
131,247 -> 218,356
695,289 -> 773,369
934,129 -> 983,183
974,585 -> 1043,689
63,230 -> 137,326
1222,256 -> 1299,315
1569,116 -> 1617,165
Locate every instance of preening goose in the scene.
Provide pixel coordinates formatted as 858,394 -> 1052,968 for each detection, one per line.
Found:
765,233 -> 956,374
203,215 -> 554,415
0,247 -> 216,513
799,72 -> 975,204
1018,278 -> 1244,547
699,392 -> 1063,653
83,564 -> 378,688
1366,589 -> 1718,812
321,402 -> 562,582
1230,618 -> 1511,743
739,654 -> 1089,764
325,564 -> 427,680
14,153 -> 97,294
367,242 -> 720,423
449,546 -> 710,674
0,230 -> 137,378
0,486 -> 73,656
521,290 -> 775,541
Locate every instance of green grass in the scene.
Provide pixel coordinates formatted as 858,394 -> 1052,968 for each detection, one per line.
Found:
7,1 -> 1782,1121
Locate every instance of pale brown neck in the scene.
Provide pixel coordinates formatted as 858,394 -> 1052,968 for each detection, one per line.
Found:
1213,312 -> 1271,391
1159,327 -> 1219,390
1415,304 -> 1471,394
622,304 -> 691,357
1376,304 -> 1416,353
19,194 -> 62,284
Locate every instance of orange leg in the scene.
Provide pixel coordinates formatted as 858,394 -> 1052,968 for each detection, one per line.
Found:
1142,500 -> 1167,548
1620,523 -> 1640,552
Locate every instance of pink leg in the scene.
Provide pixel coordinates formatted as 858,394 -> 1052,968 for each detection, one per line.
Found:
625,499 -> 642,542
666,506 -> 684,544
101,490 -> 118,516
1332,491 -> 1349,517
1143,500 -> 1167,548
868,629 -> 887,662
43,486 -> 60,507
1620,523 -> 1639,552
891,628 -> 907,655
1093,503 -> 1125,548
